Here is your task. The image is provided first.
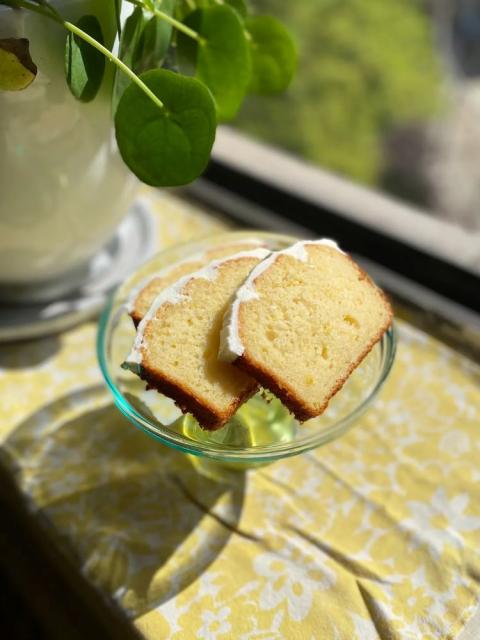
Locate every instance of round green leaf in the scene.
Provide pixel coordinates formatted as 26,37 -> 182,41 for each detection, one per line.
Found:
0,38 -> 37,91
246,15 -> 296,95
177,5 -> 251,122
65,15 -> 105,102
115,68 -> 216,187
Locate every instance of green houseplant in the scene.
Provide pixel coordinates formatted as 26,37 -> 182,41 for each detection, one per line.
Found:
0,0 -> 295,293
1,0 -> 296,187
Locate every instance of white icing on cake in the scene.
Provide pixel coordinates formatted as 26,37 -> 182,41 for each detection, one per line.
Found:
125,237 -> 266,313
125,253 -> 203,314
218,238 -> 343,363
125,247 -> 271,366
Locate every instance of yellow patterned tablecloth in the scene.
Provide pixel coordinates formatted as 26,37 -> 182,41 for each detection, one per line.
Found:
1,189 -> 480,639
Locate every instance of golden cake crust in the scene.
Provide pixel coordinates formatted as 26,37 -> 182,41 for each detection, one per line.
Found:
136,355 -> 258,430
234,322 -> 390,422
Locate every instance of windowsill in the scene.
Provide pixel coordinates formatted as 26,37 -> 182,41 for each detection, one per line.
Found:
210,127 -> 480,275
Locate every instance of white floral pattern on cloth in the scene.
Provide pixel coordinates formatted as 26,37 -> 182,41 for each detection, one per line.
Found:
254,541 -> 336,623
197,606 -> 232,639
1,190 -> 480,639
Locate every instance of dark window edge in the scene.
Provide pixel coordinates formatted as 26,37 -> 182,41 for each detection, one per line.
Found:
185,172 -> 480,332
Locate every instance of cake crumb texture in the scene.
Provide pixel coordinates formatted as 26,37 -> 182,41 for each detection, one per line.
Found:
137,253 -> 269,429
229,243 -> 392,421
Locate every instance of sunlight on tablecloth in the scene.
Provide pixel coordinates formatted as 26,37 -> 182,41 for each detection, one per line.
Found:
0,189 -> 479,639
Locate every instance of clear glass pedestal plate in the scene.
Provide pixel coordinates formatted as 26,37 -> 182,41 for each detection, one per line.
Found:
97,231 -> 396,470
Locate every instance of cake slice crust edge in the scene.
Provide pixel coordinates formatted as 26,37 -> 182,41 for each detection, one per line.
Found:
135,358 -> 258,430
222,242 -> 393,422
233,313 -> 391,422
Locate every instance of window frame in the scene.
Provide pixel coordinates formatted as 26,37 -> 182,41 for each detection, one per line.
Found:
185,127 -> 480,327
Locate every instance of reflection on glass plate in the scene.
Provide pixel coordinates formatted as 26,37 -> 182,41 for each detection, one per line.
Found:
98,231 -> 396,466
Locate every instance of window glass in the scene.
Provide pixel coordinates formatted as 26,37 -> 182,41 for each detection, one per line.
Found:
234,0 -> 480,232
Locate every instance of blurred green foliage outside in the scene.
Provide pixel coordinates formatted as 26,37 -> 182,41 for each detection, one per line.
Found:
236,0 -> 442,190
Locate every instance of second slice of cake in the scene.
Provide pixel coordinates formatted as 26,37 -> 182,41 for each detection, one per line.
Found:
124,248 -> 271,430
219,239 -> 393,422
128,239 -> 266,327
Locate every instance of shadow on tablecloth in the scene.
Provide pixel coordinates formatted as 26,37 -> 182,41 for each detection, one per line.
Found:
0,333 -> 60,369
1,384 -> 246,617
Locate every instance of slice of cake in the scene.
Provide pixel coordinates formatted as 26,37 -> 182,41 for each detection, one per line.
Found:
219,239 -> 392,422
124,248 -> 271,430
128,239 -> 265,326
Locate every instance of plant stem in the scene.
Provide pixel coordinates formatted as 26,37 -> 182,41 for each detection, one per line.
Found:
5,0 -> 165,111
185,0 -> 195,10
64,20 -> 164,110
127,0 -> 203,43
152,8 -> 202,43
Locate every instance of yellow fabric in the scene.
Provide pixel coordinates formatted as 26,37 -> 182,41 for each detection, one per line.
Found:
1,188 -> 479,639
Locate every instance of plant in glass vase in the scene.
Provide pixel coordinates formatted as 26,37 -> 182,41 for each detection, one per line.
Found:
0,0 -> 295,317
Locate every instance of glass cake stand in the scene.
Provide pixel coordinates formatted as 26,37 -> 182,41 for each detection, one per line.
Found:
97,231 -> 396,468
